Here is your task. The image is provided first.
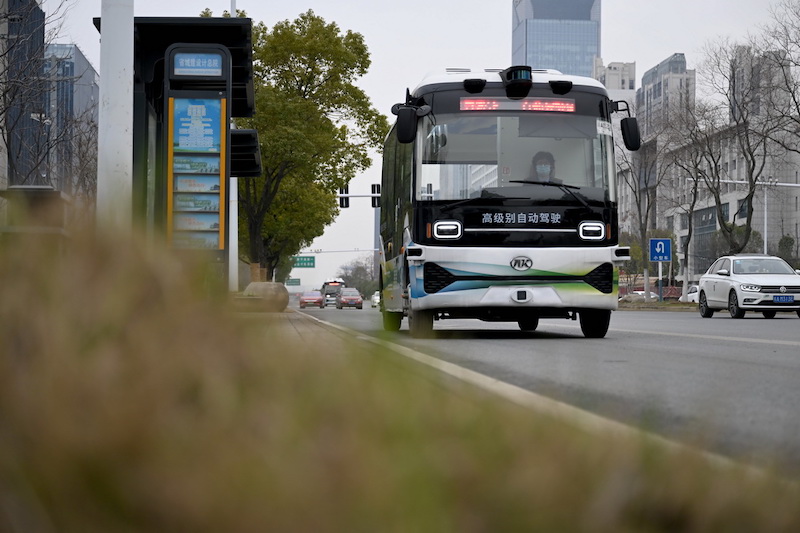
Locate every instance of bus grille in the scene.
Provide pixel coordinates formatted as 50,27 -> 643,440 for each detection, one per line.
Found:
424,262 -> 456,293
422,262 -> 614,294
584,263 -> 613,293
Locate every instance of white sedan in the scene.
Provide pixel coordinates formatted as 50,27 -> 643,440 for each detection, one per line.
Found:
697,254 -> 800,318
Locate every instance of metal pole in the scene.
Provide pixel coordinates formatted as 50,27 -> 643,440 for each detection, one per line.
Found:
229,176 -> 238,291
96,0 -> 134,233
763,189 -> 768,254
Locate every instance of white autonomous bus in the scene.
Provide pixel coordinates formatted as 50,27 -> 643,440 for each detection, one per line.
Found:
378,66 -> 641,338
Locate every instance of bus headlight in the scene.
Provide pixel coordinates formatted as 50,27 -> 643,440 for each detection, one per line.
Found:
578,221 -> 605,241
433,220 -> 462,240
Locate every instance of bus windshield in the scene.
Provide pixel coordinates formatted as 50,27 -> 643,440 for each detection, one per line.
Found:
416,111 -> 616,202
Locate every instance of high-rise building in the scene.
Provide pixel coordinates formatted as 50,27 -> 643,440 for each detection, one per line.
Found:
44,44 -> 100,197
594,59 -> 635,93
635,53 -> 696,140
512,0 -> 601,77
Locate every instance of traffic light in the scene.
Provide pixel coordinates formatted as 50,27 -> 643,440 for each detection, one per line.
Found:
371,183 -> 381,208
339,186 -> 349,208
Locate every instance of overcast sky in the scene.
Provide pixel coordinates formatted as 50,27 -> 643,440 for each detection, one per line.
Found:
47,0 -> 777,289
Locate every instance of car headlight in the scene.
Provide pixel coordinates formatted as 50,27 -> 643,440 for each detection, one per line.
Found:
739,283 -> 761,292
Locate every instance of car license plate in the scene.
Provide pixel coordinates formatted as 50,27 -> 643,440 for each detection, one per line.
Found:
773,295 -> 794,303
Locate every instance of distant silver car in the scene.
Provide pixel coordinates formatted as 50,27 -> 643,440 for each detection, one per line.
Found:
371,291 -> 380,308
697,254 -> 800,318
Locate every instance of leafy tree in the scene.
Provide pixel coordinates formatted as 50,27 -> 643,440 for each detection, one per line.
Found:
230,10 -> 389,280
239,178 -> 338,282
777,234 -> 797,266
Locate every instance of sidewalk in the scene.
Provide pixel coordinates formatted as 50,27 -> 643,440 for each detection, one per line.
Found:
238,308 -> 359,353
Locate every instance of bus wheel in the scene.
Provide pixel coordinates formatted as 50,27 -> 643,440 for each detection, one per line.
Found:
382,310 -> 403,331
579,309 -> 610,339
518,317 -> 539,332
409,309 -> 434,338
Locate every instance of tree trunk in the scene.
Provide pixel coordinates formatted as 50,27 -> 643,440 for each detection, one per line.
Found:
249,263 -> 263,283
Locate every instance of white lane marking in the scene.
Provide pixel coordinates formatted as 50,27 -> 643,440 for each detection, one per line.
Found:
544,322 -> 800,347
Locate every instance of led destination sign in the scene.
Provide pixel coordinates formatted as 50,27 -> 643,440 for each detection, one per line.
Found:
460,97 -> 576,113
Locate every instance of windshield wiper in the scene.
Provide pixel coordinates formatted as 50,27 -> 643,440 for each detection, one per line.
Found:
507,180 -> 592,210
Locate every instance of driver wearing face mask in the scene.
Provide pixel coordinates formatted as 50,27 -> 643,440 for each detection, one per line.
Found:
530,151 -> 561,184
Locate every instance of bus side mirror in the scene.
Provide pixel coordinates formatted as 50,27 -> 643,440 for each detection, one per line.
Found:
395,106 -> 418,143
621,117 -> 641,151
392,103 -> 431,144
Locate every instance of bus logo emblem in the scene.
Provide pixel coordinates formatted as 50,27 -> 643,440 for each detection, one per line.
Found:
510,256 -> 533,271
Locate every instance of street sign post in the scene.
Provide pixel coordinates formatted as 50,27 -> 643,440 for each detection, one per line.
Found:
649,238 -> 672,301
649,238 -> 671,262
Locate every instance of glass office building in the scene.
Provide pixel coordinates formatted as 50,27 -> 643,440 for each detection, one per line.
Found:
512,0 -> 601,77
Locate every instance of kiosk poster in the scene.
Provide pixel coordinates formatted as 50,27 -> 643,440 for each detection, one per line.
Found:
174,193 -> 220,212
172,231 -> 220,250
174,213 -> 220,232
174,175 -> 220,193
173,154 -> 220,173
173,99 -> 221,153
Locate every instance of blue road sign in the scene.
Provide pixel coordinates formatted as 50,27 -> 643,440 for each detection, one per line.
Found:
649,238 -> 672,262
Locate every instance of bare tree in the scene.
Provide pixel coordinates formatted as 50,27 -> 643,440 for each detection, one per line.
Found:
698,38 -> 788,254
661,103 -> 709,293
66,109 -> 98,227
759,0 -> 800,155
1,0 -> 71,188
616,116 -> 677,297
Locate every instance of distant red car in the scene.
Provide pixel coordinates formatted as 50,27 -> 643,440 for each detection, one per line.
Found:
299,290 -> 324,309
335,288 -> 363,309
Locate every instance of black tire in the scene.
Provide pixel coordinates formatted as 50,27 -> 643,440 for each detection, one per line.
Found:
409,309 -> 434,338
382,310 -> 403,331
698,291 -> 714,318
728,290 -> 746,319
357,305 -> 362,309
319,304 -> 324,309
762,311 -> 777,319
518,317 -> 539,331
579,309 -> 610,338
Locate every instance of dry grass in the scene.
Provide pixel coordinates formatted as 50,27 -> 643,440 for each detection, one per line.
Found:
1,230 -> 799,532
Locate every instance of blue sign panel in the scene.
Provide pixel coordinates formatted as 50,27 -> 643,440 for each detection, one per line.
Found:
173,99 -> 222,153
649,238 -> 672,262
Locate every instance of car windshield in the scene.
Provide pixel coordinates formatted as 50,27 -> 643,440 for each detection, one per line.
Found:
732,258 -> 796,275
341,289 -> 360,295
303,291 -> 321,297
